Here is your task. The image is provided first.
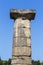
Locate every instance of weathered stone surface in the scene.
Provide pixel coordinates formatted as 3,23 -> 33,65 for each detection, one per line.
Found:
11,63 -> 31,65
11,57 -> 31,64
10,9 -> 36,65
14,28 -> 30,37
12,18 -> 31,65
14,19 -> 30,37
10,9 -> 36,20
12,47 -> 31,56
13,37 -> 27,47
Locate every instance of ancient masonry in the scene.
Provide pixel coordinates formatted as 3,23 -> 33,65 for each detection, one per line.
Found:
10,9 -> 36,65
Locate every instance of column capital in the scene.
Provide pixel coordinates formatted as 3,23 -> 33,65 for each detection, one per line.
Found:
10,9 -> 36,20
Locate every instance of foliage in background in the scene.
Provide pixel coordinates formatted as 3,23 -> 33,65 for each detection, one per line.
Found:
0,57 -> 11,65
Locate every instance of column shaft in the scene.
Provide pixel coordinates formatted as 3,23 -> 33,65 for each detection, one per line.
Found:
11,18 -> 31,65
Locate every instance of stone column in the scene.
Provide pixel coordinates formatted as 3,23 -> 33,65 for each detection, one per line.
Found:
10,9 -> 36,65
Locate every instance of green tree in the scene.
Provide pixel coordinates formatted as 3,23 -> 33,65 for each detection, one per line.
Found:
32,60 -> 40,65
37,60 -> 40,65
32,60 -> 35,65
3,60 -> 8,65
41,62 -> 43,65
0,57 -> 3,65
8,58 -> 11,65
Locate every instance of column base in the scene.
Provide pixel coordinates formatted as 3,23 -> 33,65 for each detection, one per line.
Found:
11,63 -> 32,65
11,56 -> 31,65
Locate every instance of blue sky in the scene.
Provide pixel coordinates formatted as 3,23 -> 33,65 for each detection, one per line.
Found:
0,0 -> 43,61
